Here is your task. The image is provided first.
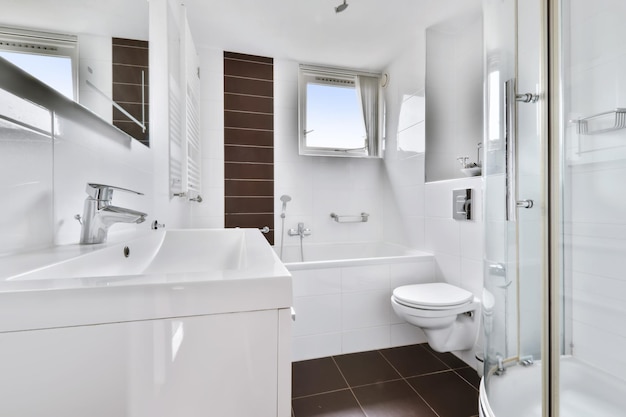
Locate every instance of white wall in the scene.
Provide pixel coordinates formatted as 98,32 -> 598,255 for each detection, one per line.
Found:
382,38 -> 427,250
425,12 -> 483,182
0,90 -> 54,253
190,52 -> 393,239
0,0 -> 194,257
273,60 -> 388,250
291,257 -> 435,361
564,0 -> 626,382
150,0 -> 194,229
190,46 -> 224,229
0,69 -> 153,255
188,18 -> 485,364
423,177 -> 483,364
383,30 -> 485,366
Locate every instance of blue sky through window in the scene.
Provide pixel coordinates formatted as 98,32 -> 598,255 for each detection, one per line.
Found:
0,51 -> 74,99
305,82 -> 366,149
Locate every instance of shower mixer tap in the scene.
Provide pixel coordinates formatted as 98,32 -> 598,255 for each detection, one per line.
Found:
288,222 -> 311,238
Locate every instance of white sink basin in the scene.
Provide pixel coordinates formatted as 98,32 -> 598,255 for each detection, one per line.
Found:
461,166 -> 482,176
8,229 -> 252,280
0,228 -> 292,333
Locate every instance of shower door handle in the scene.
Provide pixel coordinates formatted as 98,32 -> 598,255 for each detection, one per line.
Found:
505,79 -> 518,221
505,79 -> 539,221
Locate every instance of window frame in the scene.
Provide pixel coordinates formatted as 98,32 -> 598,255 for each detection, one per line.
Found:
298,64 -> 383,158
0,26 -> 78,101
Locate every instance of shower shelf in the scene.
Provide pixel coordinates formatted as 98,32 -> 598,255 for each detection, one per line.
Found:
571,108 -> 626,135
330,212 -> 369,223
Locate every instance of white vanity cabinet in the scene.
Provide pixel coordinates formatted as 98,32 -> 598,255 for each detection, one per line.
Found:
0,307 -> 292,417
0,229 -> 292,416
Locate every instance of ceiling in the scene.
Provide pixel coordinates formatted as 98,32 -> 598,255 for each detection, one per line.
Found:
0,0 -> 481,71
0,0 -> 148,39
183,0 -> 481,71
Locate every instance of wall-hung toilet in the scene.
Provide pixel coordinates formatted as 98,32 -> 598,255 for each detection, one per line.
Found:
391,282 -> 480,352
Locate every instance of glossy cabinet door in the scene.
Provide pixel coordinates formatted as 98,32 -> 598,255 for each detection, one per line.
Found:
0,309 -> 285,417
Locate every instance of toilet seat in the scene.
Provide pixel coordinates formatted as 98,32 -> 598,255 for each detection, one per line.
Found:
392,283 -> 474,310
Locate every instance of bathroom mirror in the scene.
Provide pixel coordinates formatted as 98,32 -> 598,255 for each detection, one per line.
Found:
0,0 -> 149,145
424,10 -> 483,182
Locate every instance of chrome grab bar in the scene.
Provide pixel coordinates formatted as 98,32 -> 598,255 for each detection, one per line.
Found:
330,212 -> 369,223
505,79 -> 537,221
505,79 -> 517,221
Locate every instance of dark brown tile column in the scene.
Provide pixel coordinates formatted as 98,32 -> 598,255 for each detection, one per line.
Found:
224,52 -> 274,244
112,38 -> 149,146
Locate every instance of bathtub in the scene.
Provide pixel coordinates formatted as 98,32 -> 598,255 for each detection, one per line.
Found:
278,241 -> 436,361
479,357 -> 626,417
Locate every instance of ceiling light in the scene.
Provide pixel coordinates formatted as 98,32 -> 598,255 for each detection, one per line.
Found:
335,0 -> 348,13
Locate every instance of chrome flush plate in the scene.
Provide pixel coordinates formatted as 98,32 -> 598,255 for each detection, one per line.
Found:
452,188 -> 472,220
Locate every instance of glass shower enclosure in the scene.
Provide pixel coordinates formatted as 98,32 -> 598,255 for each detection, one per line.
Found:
479,0 -> 626,416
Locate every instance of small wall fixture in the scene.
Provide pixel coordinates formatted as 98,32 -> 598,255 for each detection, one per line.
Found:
335,0 -> 348,13
452,189 -> 472,221
330,212 -> 369,223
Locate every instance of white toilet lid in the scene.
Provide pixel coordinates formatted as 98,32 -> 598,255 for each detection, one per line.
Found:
393,283 -> 474,309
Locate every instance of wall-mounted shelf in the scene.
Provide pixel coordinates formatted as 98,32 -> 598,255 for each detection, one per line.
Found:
330,212 -> 369,223
571,108 -> 626,135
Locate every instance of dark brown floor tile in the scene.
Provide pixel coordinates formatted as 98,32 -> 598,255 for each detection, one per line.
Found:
421,343 -> 470,369
380,344 -> 449,377
407,370 -> 479,417
292,390 -> 365,417
292,357 -> 348,398
455,366 -> 481,390
333,351 -> 401,387
353,380 -> 438,417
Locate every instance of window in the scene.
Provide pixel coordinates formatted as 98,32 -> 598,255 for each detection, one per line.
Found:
0,26 -> 77,100
298,65 -> 383,157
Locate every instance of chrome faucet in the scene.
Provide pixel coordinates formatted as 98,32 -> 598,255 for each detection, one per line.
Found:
79,183 -> 147,244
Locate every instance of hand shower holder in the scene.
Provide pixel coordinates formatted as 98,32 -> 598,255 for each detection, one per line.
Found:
330,212 -> 369,223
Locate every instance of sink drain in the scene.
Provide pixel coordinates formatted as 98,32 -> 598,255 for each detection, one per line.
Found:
123,246 -> 130,258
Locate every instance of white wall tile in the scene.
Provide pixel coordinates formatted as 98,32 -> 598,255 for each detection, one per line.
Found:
0,133 -> 53,253
274,105 -> 298,138
434,252 -> 462,288
342,326 -> 391,354
342,290 -> 394,330
460,258 -> 483,297
571,321 -> 626,380
341,265 -> 390,293
292,268 -> 341,297
389,260 -> 436,288
292,333 -> 342,362
425,182 -> 453,218
571,288 -> 626,339
274,160 -> 314,192
459,220 -> 484,261
424,217 -> 460,256
391,323 -> 428,347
